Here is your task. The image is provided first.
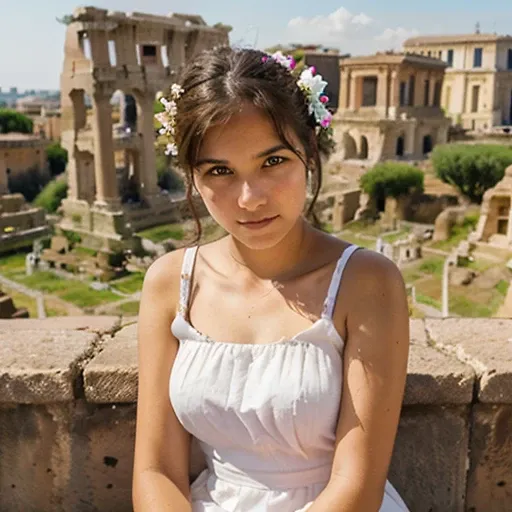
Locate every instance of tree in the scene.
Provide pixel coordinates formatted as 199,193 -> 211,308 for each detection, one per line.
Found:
431,144 -> 512,203
7,167 -> 51,202
46,142 -> 68,176
0,109 -> 33,134
360,162 -> 424,205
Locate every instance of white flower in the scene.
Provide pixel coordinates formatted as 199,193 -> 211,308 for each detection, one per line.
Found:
170,84 -> 184,99
165,143 -> 178,156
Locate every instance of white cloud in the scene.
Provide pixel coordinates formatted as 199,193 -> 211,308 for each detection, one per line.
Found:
374,27 -> 420,50
286,7 -> 374,45
284,7 -> 418,55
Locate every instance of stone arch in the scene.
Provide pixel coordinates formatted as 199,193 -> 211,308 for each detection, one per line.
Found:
359,135 -> 369,159
396,134 -> 405,157
342,132 -> 358,159
422,134 -> 433,155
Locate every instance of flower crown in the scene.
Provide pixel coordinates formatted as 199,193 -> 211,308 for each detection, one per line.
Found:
155,51 -> 333,157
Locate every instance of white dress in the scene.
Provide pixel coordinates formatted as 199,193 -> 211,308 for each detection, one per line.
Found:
170,245 -> 409,512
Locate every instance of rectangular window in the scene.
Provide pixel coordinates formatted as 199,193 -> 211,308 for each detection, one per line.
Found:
447,49 -> 454,66
438,50 -> 442,59
473,48 -> 483,68
508,49 -> 512,70
361,76 -> 378,107
408,75 -> 416,106
424,79 -> 430,106
142,45 -> 157,57
399,81 -> 407,106
471,85 -> 480,112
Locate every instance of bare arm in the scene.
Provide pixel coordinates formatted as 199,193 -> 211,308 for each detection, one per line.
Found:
308,250 -> 410,511
132,250 -> 192,511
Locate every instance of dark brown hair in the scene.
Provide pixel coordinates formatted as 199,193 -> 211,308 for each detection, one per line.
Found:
171,46 -> 331,240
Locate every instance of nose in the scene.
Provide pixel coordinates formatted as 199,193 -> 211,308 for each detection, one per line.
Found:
237,180 -> 268,211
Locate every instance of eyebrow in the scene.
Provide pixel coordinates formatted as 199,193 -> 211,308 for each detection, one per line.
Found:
195,144 -> 289,167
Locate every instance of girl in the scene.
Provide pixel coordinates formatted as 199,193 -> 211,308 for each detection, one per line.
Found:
133,47 -> 410,511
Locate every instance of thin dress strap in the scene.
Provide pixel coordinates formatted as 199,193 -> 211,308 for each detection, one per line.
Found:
322,244 -> 360,320
178,246 -> 199,319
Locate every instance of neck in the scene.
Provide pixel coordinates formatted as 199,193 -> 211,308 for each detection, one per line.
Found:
227,218 -> 312,281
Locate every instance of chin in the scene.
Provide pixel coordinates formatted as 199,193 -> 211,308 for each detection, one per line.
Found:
230,220 -> 298,251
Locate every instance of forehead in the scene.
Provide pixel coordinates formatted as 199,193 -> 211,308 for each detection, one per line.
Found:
197,103 -> 300,159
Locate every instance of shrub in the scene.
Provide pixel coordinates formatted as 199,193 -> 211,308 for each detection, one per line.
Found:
46,142 -> 68,176
0,109 -> 33,133
360,162 -> 424,202
34,179 -> 68,213
7,167 -> 51,202
431,144 -> 512,203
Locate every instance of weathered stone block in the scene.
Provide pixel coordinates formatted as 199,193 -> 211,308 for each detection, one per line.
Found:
466,404 -> 512,511
0,404 -> 74,512
404,319 -> 475,405
0,329 -> 98,403
427,318 -> 512,403
0,315 -> 120,334
389,406 -> 470,512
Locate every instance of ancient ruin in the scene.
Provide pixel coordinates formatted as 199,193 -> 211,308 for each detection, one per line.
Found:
59,7 -> 230,251
334,53 -> 451,163
0,290 -> 29,318
474,163 -> 512,247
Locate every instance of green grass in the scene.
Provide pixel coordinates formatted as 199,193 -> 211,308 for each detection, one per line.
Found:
495,279 -> 510,297
2,288 -> 37,318
111,272 -> 145,294
73,246 -> 98,257
429,215 -> 479,251
416,293 -> 441,310
137,223 -> 185,243
418,257 -> 444,277
0,252 -> 27,278
381,228 -> 412,243
449,295 -> 492,317
338,232 -> 376,250
118,301 -> 140,316
6,271 -> 119,308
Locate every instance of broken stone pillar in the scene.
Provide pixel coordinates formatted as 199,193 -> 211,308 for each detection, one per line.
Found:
168,28 -> 188,71
137,96 -> 159,203
92,94 -> 120,209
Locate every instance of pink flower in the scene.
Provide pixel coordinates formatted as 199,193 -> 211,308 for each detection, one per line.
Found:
320,95 -> 329,104
320,112 -> 332,128
262,56 -> 268,63
310,66 -> 316,75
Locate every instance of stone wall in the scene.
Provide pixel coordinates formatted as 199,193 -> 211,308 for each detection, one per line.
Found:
0,316 -> 511,511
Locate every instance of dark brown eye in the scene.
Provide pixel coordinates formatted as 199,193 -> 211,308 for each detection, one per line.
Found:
264,156 -> 286,167
208,166 -> 232,176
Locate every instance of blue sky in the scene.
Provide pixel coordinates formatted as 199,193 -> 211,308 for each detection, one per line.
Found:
2,1 -> 511,90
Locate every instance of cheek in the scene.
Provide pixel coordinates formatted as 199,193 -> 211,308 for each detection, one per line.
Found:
273,169 -> 307,204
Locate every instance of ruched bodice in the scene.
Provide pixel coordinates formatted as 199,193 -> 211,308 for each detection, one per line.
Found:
169,245 -> 408,512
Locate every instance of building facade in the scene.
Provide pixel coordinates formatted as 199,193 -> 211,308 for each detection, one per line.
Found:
403,33 -> 512,130
334,53 -> 450,163
0,133 -> 49,181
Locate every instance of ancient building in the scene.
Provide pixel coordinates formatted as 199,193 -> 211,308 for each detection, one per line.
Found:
0,193 -> 50,254
474,163 -> 512,247
0,133 -> 49,178
334,53 -> 451,163
303,49 -> 345,111
59,7 -> 230,251
403,33 -> 512,131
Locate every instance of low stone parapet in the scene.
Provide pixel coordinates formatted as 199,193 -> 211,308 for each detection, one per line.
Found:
0,317 -> 510,511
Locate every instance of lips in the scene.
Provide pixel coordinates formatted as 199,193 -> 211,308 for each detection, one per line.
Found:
238,215 -> 279,226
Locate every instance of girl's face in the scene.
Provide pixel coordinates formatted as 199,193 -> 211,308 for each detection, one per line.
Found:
193,103 -> 308,250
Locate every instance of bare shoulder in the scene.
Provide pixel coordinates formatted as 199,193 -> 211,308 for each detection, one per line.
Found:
344,248 -> 405,295
335,247 -> 408,328
141,248 -> 187,314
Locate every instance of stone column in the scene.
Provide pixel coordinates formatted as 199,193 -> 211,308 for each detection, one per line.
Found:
137,95 -> 159,203
349,75 -> 358,110
340,71 -> 349,110
377,69 -> 389,109
91,93 -> 119,208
